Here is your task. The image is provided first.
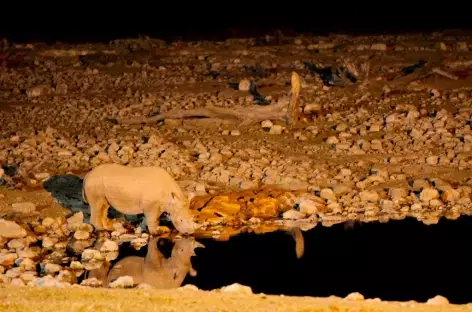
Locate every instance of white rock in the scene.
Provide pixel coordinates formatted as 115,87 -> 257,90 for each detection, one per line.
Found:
426,295 -> 449,305
0,252 -> 18,268
426,156 -> 438,165
220,283 -> 253,295
80,277 -> 103,287
0,220 -> 26,238
178,284 -> 199,291
26,84 -> 52,98
339,168 -> 352,176
44,263 -> 61,274
420,188 -> 439,202
99,239 -> 119,252
11,202 -> 36,214
320,188 -> 337,201
67,212 -> 84,225
42,237 -> 57,249
304,103 -> 321,113
269,125 -> 283,135
19,272 -> 37,283
238,79 -> 251,91
34,173 -> 50,181
10,278 -> 25,287
73,230 -> 90,240
32,275 -> 60,287
81,249 -> 104,262
297,200 -> 318,216
136,283 -> 153,289
389,188 -> 408,201
326,136 -> 339,144
371,43 -> 387,51
69,261 -> 83,270
109,276 -> 134,288
261,120 -> 273,129
345,292 -> 365,301
19,258 -> 35,271
282,209 -> 304,220
380,200 -> 394,210
359,190 -> 379,203
7,238 -> 25,249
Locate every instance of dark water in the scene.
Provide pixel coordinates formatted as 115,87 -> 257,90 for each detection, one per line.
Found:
100,216 -> 472,304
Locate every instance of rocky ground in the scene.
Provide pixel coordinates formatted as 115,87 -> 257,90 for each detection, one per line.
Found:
1,31 -> 472,307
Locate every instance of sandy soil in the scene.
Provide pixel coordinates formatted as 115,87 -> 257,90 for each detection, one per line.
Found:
0,286 -> 468,312
1,31 -> 472,307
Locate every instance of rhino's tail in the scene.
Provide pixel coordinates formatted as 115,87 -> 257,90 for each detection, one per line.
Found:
82,172 -> 89,204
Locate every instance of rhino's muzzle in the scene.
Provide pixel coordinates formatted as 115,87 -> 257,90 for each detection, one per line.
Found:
194,241 -> 205,249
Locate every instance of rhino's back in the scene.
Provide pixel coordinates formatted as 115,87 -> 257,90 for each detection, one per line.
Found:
88,164 -> 176,185
86,164 -> 183,205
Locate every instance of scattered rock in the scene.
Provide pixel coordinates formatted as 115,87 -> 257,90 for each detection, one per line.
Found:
109,276 -> 134,288
426,295 -> 449,305
178,284 -> 199,291
238,79 -> 251,91
320,188 -> 337,202
74,230 -> 90,240
11,202 -> 36,215
420,188 -> 439,202
80,277 -> 103,287
282,209 -> 304,220
0,254 -> 18,268
219,283 -> 253,295
345,292 -> 365,301
261,120 -> 273,130
0,220 -> 26,238
269,125 -> 283,135
359,190 -> 379,203
67,212 -> 84,225
304,103 -> 321,113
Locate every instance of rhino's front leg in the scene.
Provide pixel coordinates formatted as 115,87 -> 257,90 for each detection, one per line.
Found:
143,203 -> 162,235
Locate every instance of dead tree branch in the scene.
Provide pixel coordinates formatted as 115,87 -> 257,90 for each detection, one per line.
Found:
106,72 -> 302,127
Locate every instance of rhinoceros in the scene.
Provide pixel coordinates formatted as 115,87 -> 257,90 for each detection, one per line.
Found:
82,163 -> 198,235
105,236 -> 204,288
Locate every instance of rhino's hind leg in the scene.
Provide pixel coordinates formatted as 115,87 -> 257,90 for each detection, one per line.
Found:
88,197 -> 108,231
143,203 -> 162,235
99,200 -> 114,231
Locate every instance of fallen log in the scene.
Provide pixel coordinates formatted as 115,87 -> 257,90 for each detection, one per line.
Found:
106,71 -> 302,127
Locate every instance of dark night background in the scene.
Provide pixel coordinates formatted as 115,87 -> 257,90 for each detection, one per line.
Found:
0,4 -> 472,43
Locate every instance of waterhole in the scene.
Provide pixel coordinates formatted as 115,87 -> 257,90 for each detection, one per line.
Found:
76,216 -> 472,304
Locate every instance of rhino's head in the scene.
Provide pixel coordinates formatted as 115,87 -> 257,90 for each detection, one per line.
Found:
171,210 -> 199,235
168,191 -> 200,235
173,237 -> 205,256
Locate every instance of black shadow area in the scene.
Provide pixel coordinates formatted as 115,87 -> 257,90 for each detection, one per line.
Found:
43,174 -> 151,226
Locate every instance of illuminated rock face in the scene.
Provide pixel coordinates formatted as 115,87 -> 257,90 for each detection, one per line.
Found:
190,187 -> 326,222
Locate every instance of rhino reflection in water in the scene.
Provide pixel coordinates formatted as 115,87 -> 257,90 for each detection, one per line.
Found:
89,236 -> 205,288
